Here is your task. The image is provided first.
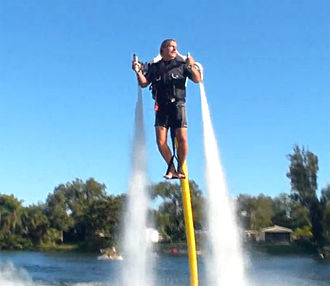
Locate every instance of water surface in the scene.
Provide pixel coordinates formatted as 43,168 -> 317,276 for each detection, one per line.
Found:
0,250 -> 329,285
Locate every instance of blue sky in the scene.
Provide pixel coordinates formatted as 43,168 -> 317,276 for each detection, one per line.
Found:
1,0 -> 329,206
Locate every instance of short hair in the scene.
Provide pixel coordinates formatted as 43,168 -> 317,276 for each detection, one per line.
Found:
160,39 -> 176,54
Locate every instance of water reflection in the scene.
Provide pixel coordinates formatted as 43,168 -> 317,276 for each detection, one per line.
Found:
0,250 -> 329,286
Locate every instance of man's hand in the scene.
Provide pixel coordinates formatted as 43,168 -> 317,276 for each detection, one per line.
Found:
186,55 -> 195,68
132,60 -> 142,73
132,59 -> 149,87
186,54 -> 201,83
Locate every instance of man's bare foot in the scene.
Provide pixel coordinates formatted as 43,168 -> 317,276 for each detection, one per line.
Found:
164,171 -> 176,179
177,167 -> 186,179
164,165 -> 179,179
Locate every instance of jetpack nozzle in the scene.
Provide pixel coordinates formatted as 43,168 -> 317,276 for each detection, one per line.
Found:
133,54 -> 140,72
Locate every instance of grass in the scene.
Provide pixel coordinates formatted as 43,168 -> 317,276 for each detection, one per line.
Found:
38,242 -> 87,252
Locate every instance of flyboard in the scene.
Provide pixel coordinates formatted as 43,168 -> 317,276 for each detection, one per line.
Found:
133,52 -> 203,286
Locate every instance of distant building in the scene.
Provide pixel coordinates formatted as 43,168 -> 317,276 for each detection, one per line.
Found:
260,225 -> 293,243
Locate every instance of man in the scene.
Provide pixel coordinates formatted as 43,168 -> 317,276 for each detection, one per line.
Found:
132,39 -> 201,179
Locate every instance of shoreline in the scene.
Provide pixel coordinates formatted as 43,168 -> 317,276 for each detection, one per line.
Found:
1,241 -> 329,261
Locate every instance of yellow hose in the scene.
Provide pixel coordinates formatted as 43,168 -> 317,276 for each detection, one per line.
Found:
179,159 -> 199,286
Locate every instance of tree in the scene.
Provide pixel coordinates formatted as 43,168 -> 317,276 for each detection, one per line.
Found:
45,185 -> 73,243
45,186 -> 74,243
0,194 -> 25,234
287,145 -> 324,246
290,202 -> 310,229
272,193 -> 292,228
56,178 -> 107,242
24,204 -> 50,245
151,180 -> 205,242
0,194 -> 33,249
236,194 -> 253,229
321,185 -> 330,243
251,195 -> 274,230
236,194 -> 274,230
83,194 -> 125,248
0,178 -> 126,250
152,182 -> 185,242
321,185 -> 330,205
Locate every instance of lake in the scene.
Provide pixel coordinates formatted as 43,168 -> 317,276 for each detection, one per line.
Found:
0,249 -> 329,285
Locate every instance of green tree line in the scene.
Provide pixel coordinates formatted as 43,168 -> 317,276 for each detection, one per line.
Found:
235,145 -> 330,248
0,178 -> 125,250
1,145 -> 330,250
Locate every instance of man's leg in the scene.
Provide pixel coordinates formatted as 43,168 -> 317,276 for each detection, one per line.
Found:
175,127 -> 188,179
156,126 -> 177,178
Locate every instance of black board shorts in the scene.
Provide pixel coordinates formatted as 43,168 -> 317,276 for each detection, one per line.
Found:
155,102 -> 187,129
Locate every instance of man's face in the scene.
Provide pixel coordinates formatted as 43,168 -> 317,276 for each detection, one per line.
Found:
162,41 -> 177,60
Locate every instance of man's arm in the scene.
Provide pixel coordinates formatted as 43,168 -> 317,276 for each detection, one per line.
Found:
136,70 -> 149,87
132,61 -> 150,87
186,56 -> 201,83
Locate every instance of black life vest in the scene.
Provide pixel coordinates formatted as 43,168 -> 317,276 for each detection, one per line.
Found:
146,57 -> 191,105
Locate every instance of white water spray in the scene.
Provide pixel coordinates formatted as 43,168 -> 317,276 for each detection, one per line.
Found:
122,87 -> 153,286
200,82 -> 246,286
0,263 -> 34,286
